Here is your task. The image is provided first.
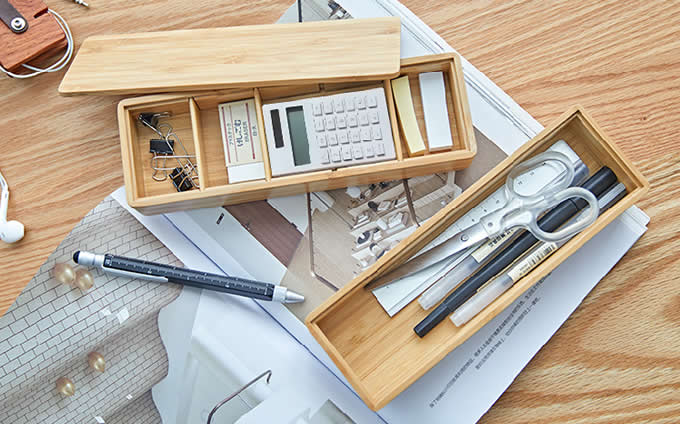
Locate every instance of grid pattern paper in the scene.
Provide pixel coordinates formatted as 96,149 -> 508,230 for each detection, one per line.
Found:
0,196 -> 181,423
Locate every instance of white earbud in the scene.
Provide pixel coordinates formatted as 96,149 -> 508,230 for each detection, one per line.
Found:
0,171 -> 25,244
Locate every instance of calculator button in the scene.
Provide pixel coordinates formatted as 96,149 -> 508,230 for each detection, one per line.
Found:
369,110 -> 380,124
367,95 -> 378,108
356,96 -> 366,109
334,100 -> 344,113
323,100 -> 334,114
331,147 -> 341,162
325,116 -> 335,130
338,130 -> 349,144
347,113 -> 358,128
320,149 -> 330,164
327,132 -> 338,146
372,126 -> 382,140
313,102 -> 322,116
365,144 -> 375,158
361,128 -> 371,141
350,129 -> 361,143
314,117 -> 324,132
376,142 -> 385,156
317,134 -> 327,147
342,146 -> 352,161
353,145 -> 363,159
345,97 -> 355,111
359,112 -> 369,126
336,114 -> 347,129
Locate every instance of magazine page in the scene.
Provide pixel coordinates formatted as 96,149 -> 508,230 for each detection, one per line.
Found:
136,1 -> 650,423
111,189 -> 386,424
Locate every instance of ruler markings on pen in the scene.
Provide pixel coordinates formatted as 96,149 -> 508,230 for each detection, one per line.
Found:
106,255 -> 272,295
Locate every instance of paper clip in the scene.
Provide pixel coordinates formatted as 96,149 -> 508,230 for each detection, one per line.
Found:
138,113 -> 200,191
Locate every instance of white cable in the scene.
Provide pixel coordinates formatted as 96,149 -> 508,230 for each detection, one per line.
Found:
0,9 -> 74,79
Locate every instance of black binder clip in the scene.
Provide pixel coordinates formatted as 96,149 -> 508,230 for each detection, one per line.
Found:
169,167 -> 194,192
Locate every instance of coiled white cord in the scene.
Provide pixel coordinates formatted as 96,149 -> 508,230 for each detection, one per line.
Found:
0,9 -> 73,79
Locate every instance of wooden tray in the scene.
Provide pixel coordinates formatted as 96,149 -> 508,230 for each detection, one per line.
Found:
305,106 -> 649,410
118,53 -> 476,214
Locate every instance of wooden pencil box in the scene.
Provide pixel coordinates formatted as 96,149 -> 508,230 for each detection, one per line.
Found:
116,53 -> 475,214
58,18 -> 476,215
305,106 -> 649,411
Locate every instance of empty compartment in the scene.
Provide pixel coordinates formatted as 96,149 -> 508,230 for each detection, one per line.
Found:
125,99 -> 200,198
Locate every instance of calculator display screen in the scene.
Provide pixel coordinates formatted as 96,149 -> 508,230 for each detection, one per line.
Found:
286,106 -> 311,166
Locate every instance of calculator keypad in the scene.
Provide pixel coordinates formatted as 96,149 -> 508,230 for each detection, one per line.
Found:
264,87 -> 396,176
359,111 -> 369,126
310,88 -> 395,171
347,113 -> 358,128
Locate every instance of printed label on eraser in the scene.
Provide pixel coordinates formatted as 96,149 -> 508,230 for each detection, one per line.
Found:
219,99 -> 264,168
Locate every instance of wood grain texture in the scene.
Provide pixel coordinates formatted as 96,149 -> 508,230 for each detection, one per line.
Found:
0,0 -> 66,70
116,54 -> 475,214
306,107 -> 650,410
0,0 -> 678,422
58,17 -> 401,95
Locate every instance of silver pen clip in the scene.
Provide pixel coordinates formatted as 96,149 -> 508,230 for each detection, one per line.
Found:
103,267 -> 168,283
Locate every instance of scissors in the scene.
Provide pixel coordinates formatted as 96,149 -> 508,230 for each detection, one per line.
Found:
366,150 -> 599,290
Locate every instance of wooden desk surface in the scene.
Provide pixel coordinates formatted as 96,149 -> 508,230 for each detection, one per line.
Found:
1,0 -> 678,421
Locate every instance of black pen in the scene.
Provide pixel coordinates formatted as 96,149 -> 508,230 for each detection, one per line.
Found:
73,251 -> 305,303
414,167 -> 617,337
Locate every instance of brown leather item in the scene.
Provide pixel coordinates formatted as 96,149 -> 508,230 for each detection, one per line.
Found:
0,0 -> 66,71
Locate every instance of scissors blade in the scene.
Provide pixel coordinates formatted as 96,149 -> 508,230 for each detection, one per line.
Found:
365,223 -> 488,291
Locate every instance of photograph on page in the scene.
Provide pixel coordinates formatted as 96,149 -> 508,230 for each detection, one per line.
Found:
170,129 -> 504,321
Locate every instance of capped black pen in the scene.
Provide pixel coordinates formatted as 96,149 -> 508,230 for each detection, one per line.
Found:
414,167 -> 617,337
73,251 -> 305,303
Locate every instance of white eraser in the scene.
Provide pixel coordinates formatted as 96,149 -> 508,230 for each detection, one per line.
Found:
418,72 -> 453,151
94,417 -> 105,424
227,161 -> 266,183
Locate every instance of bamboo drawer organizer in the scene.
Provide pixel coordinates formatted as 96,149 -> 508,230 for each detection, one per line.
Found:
306,106 -> 649,410
59,18 -> 476,215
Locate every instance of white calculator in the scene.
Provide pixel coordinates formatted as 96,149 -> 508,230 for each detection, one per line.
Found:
262,87 -> 396,177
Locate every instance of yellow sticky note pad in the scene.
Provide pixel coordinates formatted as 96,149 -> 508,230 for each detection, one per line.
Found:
391,76 -> 426,156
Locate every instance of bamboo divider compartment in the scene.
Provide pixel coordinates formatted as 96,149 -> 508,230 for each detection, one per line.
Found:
305,106 -> 649,411
118,53 -> 476,215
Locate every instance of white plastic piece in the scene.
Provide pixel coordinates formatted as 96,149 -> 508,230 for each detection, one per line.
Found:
227,162 -> 266,183
0,170 -> 25,243
451,274 -> 513,326
418,253 -> 480,310
418,72 -> 453,151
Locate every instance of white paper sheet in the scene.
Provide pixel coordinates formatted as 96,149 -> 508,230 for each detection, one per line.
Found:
112,2 -> 650,423
112,188 -> 384,424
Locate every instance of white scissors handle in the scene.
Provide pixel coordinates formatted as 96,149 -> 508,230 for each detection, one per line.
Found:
486,186 -> 599,242
506,150 -> 574,199
480,151 -> 599,243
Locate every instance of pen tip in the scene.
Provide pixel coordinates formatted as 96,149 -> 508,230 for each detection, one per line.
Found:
284,291 -> 305,303
73,251 -> 80,264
